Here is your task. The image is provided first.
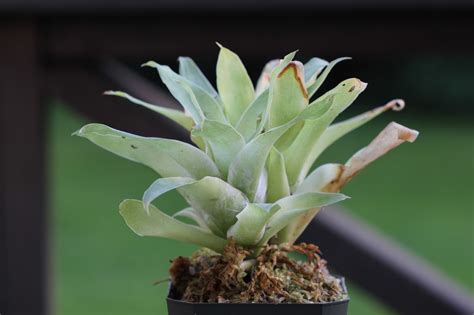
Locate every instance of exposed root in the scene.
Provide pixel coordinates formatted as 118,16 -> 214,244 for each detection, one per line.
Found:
169,240 -> 347,304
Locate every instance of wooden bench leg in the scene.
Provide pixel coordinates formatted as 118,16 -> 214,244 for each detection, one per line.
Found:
0,20 -> 48,315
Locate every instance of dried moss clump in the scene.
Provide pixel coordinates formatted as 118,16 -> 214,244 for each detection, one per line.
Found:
169,241 -> 347,304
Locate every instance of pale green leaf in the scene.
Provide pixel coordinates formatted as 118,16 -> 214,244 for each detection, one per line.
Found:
216,44 -> 255,126
267,61 -> 309,151
143,61 -> 226,124
266,147 -> 290,203
309,99 -> 406,164
228,92 -> 334,202
192,120 -> 246,177
179,176 -> 249,237
307,57 -> 351,98
73,124 -> 220,179
178,57 -> 219,98
258,192 -> 348,246
227,203 -> 273,246
143,62 -> 203,123
235,90 -> 269,142
104,91 -> 194,131
142,176 -> 248,237
283,78 -> 367,188
119,199 -> 227,253
173,207 -> 210,231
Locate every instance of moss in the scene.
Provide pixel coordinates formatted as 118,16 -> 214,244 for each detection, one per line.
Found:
169,240 -> 347,304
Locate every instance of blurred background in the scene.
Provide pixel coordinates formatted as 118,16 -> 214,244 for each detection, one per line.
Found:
1,1 -> 473,315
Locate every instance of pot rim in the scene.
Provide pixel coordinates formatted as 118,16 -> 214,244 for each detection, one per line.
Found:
167,276 -> 350,306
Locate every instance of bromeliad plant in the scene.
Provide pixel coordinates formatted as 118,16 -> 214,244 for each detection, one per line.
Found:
74,45 -> 418,303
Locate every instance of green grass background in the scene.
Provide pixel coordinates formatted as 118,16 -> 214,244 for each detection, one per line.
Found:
50,103 -> 473,315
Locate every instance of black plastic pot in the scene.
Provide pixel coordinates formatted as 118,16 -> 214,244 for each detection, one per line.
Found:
166,277 -> 349,315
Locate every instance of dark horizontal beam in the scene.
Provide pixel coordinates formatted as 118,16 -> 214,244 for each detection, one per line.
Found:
1,0 -> 473,14
299,207 -> 474,315
40,12 -> 473,62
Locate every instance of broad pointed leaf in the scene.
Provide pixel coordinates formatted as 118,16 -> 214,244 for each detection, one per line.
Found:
192,120 -> 246,177
267,61 -> 309,151
104,91 -> 194,131
266,147 -> 290,203
284,78 -> 367,188
178,57 -> 219,98
179,176 -> 249,237
73,124 -> 220,179
228,92 -> 334,202
119,199 -> 227,253
235,90 -> 269,142
216,44 -> 255,126
227,203 -> 273,246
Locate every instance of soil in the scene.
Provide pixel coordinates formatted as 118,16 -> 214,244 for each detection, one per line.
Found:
169,240 -> 347,304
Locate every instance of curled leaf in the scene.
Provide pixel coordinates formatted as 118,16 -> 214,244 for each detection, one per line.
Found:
119,199 -> 227,253
173,207 -> 210,231
308,99 -> 406,166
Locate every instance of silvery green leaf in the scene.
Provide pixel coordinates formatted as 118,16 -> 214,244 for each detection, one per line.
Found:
143,61 -> 226,124
143,176 -> 248,237
104,91 -> 194,131
283,78 -> 367,188
143,62 -> 203,123
73,124 -> 220,179
228,92 -> 333,202
309,99 -> 406,164
216,44 -> 255,126
178,57 -> 219,98
235,90 -> 269,142
177,80 -> 227,123
307,57 -> 351,98
227,203 -> 273,246
119,199 -> 227,253
236,52 -> 298,142
258,192 -> 348,246
304,57 -> 328,85
266,147 -> 290,203
179,176 -> 249,237
192,120 -> 246,177
267,61 -> 309,151
173,207 -> 210,231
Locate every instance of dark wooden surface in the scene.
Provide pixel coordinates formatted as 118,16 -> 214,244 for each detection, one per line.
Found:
0,21 -> 48,315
